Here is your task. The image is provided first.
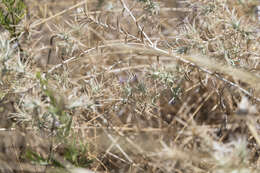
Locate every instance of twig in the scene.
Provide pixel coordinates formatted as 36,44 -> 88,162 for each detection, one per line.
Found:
30,0 -> 87,28
76,7 -> 191,15
119,0 -> 154,47
47,41 -> 260,102
86,15 -> 142,42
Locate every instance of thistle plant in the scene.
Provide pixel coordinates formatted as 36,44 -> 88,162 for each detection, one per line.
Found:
36,72 -> 72,138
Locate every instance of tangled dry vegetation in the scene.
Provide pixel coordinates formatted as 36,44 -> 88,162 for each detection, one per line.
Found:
1,0 -> 260,172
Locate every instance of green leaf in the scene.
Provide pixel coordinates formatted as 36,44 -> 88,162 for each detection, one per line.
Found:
24,149 -> 48,165
0,0 -> 26,38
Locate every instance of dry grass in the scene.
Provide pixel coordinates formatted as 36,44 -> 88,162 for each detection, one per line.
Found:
1,0 -> 260,172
